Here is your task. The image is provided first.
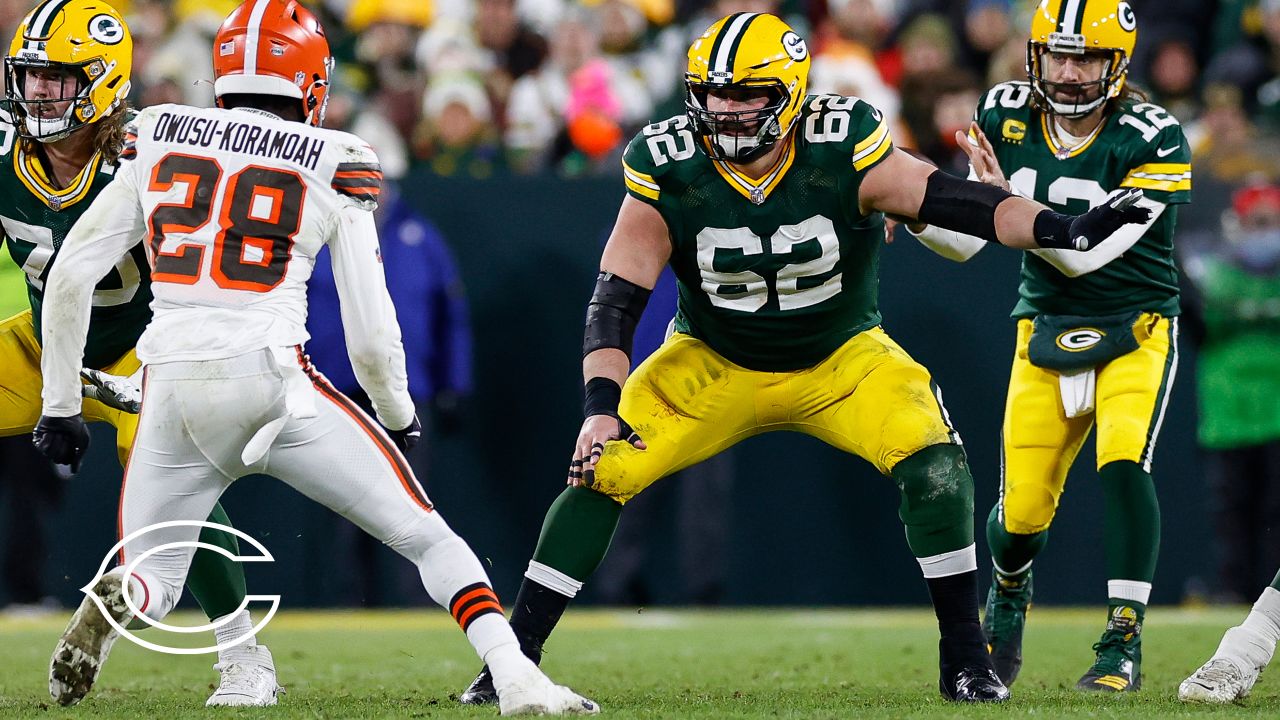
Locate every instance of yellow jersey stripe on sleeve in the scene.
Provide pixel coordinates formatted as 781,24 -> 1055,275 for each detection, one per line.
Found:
852,122 -> 892,172
1121,164 -> 1192,193
624,174 -> 660,200
1129,162 -> 1191,176
853,120 -> 889,155
1120,176 -> 1192,193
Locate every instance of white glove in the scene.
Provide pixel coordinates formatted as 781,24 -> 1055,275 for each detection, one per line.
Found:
80,368 -> 141,414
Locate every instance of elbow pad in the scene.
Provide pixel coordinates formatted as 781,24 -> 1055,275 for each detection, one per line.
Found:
583,272 -> 652,358
915,169 -> 1015,243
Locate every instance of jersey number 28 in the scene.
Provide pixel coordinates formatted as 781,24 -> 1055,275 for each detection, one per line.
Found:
146,153 -> 305,292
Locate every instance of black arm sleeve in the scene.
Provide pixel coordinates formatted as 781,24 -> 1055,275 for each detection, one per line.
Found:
914,169 -> 1015,243
582,272 -> 652,358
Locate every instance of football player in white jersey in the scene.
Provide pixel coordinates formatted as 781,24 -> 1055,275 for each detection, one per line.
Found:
31,0 -> 597,714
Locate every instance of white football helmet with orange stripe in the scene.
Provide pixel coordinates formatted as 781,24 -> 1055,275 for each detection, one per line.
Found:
212,0 -> 333,127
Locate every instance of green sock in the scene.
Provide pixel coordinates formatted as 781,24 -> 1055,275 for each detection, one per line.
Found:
1099,461 -> 1160,583
1103,599 -> 1146,645
985,503 -> 1047,577
185,503 -> 248,621
891,444 -> 974,558
530,486 -> 624,581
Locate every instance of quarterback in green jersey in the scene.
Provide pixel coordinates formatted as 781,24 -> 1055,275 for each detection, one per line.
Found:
909,0 -> 1190,694
459,11 -> 1152,707
0,0 -> 277,705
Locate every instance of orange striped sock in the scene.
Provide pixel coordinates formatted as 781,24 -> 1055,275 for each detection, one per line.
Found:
450,582 -> 504,633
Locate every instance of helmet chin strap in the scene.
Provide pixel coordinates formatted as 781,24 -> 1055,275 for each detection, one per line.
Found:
712,133 -> 762,161
26,113 -> 74,143
1046,92 -> 1107,119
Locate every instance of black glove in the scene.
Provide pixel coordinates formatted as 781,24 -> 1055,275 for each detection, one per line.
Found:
32,414 -> 91,473
385,414 -> 422,453
1035,187 -> 1152,250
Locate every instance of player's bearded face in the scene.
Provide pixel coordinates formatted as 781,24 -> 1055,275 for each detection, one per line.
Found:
20,66 -> 79,121
1042,51 -> 1108,105
704,87 -> 772,136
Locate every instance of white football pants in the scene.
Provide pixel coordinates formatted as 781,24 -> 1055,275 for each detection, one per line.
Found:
116,348 -> 513,657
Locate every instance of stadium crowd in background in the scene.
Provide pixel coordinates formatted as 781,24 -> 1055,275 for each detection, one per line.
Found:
0,0 -> 1269,181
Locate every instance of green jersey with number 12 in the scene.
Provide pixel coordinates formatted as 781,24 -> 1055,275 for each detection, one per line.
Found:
0,113 -> 153,368
622,95 -> 895,372
973,81 -> 1191,319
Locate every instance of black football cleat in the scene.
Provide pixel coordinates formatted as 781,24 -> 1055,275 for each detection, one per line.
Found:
939,632 -> 1011,702
940,664 -> 1012,703
459,665 -> 498,705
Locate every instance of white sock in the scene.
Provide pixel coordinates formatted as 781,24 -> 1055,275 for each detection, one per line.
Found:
472,615 -> 542,690
1218,587 -> 1280,669
214,609 -> 258,662
1107,579 -> 1152,606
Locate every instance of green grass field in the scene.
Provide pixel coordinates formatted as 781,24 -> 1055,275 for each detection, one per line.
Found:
0,607 -> 1276,719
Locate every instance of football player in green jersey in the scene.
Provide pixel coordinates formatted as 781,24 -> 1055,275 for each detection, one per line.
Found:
459,11 -> 1151,706
907,0 -> 1190,694
0,0 -> 278,705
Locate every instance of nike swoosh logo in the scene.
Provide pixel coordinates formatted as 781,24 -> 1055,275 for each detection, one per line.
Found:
1156,145 -> 1178,157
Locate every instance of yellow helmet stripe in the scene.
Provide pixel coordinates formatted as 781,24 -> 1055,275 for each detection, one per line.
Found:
710,12 -> 759,78
1058,0 -> 1085,36
26,0 -> 72,44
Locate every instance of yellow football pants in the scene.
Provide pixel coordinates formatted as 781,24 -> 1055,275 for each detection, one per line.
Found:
999,313 -> 1178,534
590,328 -> 961,504
0,310 -> 139,465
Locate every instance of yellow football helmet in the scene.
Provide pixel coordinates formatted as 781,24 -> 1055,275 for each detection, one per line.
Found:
685,12 -> 809,162
4,0 -> 132,141
1027,0 -> 1137,118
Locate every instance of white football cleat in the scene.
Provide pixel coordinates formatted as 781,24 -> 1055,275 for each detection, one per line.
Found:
1179,657 -> 1259,703
498,670 -> 599,716
207,645 -> 283,706
49,571 -> 135,706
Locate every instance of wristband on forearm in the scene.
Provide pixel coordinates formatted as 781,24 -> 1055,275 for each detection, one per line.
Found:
1032,209 -> 1086,250
583,376 -> 622,418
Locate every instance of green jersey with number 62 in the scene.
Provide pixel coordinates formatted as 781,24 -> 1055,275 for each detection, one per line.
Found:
622,94 -> 895,372
973,81 -> 1191,319
0,116 -> 152,369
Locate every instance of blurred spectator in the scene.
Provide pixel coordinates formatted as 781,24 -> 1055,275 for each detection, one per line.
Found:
474,0 -> 550,119
897,16 -> 962,162
325,80 -> 412,180
1190,83 -> 1280,184
505,5 -> 649,174
1182,184 -> 1280,602
920,70 -> 981,174
0,242 -> 63,616
809,0 -> 907,143
960,0 -> 1011,75
415,73 -> 506,177
305,180 -> 473,606
1146,31 -> 1202,122
128,0 -> 236,108
346,0 -> 432,142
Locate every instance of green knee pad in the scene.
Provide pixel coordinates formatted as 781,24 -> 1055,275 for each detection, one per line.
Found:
186,503 -> 248,621
531,486 -> 624,582
892,444 -> 975,558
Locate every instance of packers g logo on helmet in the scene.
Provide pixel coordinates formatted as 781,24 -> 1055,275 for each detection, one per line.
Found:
685,13 -> 809,163
1026,0 -> 1137,119
4,0 -> 133,142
